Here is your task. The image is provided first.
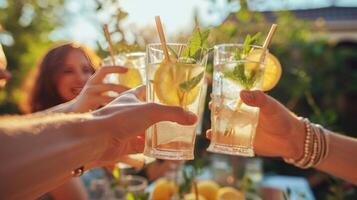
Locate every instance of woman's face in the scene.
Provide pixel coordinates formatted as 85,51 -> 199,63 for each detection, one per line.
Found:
56,49 -> 94,101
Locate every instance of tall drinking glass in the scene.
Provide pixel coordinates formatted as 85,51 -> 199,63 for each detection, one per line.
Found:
207,44 -> 266,156
144,43 -> 208,160
102,52 -> 146,94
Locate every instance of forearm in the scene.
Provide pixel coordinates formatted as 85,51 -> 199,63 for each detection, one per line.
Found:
0,113 -> 106,199
315,131 -> 357,184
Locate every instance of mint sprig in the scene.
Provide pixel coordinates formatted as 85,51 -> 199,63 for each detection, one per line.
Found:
236,32 -> 261,60
167,46 -> 178,59
226,32 -> 262,89
179,71 -> 204,92
181,27 -> 210,61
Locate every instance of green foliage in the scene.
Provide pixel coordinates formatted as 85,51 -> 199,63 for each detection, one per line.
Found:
179,159 -> 205,198
0,0 -> 65,114
206,0 -> 357,197
225,33 -> 262,89
94,1 -> 143,57
241,32 -> 261,58
179,71 -> 204,92
126,192 -> 149,200
181,26 -> 210,62
224,64 -> 261,90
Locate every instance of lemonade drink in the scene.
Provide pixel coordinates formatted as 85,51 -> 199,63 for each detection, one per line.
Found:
208,44 -> 266,156
145,43 -> 207,160
102,52 -> 145,91
208,42 -> 282,156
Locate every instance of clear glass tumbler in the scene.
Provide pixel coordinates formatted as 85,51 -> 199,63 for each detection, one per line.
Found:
207,44 -> 266,156
144,43 -> 208,160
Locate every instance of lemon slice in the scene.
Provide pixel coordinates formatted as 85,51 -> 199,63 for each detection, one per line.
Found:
245,49 -> 282,91
195,180 -> 220,200
184,193 -> 207,200
217,187 -> 244,200
118,60 -> 143,88
153,60 -> 204,106
151,179 -> 177,200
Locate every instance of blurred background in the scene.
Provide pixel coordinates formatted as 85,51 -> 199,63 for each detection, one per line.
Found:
1,0 -> 356,199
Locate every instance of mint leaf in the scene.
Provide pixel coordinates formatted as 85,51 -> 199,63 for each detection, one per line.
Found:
250,32 -> 261,44
182,27 -> 210,61
224,63 -> 262,89
237,32 -> 261,60
229,33 -> 262,89
167,46 -> 178,59
179,71 -> 204,92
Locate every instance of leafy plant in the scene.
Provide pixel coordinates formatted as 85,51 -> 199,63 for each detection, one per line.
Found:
181,26 -> 210,62
178,159 -> 205,198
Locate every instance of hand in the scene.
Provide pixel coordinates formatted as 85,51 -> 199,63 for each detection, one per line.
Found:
70,66 -> 130,112
90,86 -> 198,167
207,90 -> 305,160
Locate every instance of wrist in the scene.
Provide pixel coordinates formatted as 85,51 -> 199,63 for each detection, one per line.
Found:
79,114 -> 110,166
287,117 -> 306,160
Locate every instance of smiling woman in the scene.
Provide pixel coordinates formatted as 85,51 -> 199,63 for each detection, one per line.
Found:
18,42 -> 102,199
20,42 -> 100,113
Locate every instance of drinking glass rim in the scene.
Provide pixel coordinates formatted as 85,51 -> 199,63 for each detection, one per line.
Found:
214,43 -> 264,50
147,43 -> 209,65
147,43 -> 187,47
102,52 -> 146,69
102,52 -> 146,60
121,175 -> 148,191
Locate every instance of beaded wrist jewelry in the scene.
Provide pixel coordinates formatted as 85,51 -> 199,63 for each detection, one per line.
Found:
284,118 -> 330,169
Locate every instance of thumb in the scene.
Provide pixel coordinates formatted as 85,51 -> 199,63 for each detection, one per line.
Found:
240,90 -> 280,115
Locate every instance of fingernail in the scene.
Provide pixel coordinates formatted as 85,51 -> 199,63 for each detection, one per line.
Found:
122,67 -> 128,72
241,90 -> 255,102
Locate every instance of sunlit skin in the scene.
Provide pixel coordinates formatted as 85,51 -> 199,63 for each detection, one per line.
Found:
56,49 -> 94,101
207,90 -> 357,184
0,86 -> 198,199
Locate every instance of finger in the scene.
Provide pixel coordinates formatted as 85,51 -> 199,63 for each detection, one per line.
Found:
108,85 -> 145,105
208,101 -> 212,110
116,85 -> 146,99
206,129 -> 212,140
88,84 -> 130,94
240,90 -> 283,115
88,66 -> 128,84
145,103 -> 198,126
132,85 -> 146,101
98,96 -> 116,105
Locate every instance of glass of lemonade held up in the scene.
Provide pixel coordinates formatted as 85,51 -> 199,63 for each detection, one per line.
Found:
144,42 -> 208,160
102,52 -> 146,92
208,34 -> 282,156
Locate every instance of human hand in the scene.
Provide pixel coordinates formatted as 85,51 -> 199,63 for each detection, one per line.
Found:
90,86 -> 197,167
70,66 -> 130,112
207,90 -> 305,160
